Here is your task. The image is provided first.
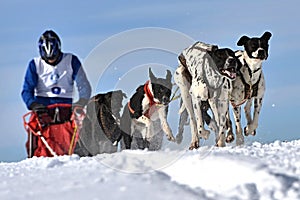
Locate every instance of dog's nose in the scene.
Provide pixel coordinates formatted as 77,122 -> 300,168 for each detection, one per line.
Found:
258,49 -> 266,59
162,96 -> 169,104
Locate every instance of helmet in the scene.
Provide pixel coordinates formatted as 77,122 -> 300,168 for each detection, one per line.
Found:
38,30 -> 61,61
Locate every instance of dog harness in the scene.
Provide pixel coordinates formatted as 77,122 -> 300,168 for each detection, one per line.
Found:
128,81 -> 157,119
230,60 -> 262,108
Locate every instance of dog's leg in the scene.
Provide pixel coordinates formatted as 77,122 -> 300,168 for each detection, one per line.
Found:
217,100 -> 229,147
122,133 -> 132,149
174,66 -> 198,148
201,101 -> 217,134
190,81 -> 210,141
157,106 -> 175,142
176,100 -> 188,144
134,128 -> 146,149
120,106 -> 133,149
135,115 -> 153,148
145,120 -> 155,149
232,106 -> 244,145
208,99 -> 225,147
225,111 -> 235,143
149,119 -> 164,150
244,97 -> 263,136
244,99 -> 252,136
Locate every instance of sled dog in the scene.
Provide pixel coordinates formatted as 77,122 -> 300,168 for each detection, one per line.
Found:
120,68 -> 175,150
75,90 -> 126,156
226,31 -> 272,145
174,42 -> 238,149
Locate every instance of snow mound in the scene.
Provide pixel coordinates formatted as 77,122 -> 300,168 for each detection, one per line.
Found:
0,140 -> 299,200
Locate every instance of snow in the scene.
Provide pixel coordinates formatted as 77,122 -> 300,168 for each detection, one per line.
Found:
0,140 -> 300,200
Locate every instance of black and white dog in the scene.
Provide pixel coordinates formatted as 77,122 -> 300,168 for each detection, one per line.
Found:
174,42 -> 238,149
226,31 -> 272,145
120,68 -> 175,150
74,90 -> 127,156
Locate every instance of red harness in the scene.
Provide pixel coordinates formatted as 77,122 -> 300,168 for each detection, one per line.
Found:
128,81 -> 157,118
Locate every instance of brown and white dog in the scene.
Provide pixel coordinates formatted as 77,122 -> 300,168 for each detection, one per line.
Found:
174,42 -> 238,149
226,31 -> 272,145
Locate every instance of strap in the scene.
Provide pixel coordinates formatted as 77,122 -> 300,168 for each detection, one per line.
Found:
127,80 -> 157,119
144,80 -> 156,107
127,101 -> 135,115
231,66 -> 262,108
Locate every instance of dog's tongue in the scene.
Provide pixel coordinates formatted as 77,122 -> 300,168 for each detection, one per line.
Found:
223,69 -> 236,79
230,71 -> 236,79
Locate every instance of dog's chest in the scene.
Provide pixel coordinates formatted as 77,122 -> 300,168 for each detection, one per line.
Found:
237,51 -> 264,86
240,65 -> 262,85
231,63 -> 265,101
141,95 -> 151,112
140,94 -> 158,119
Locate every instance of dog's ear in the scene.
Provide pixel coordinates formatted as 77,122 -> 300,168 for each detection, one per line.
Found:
149,68 -> 157,82
166,70 -> 172,83
237,35 -> 250,46
261,31 -> 272,41
104,92 -> 113,105
114,90 -> 127,99
93,94 -> 103,103
123,92 -> 127,99
210,45 -> 219,53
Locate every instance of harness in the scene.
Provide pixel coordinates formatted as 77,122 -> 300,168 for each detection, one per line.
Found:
87,98 -> 120,134
231,60 -> 262,108
128,81 -> 157,119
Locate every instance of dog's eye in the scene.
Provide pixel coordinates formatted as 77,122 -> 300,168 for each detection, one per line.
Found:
249,41 -> 258,48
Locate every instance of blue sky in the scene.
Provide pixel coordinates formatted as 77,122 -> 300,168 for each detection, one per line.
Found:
0,0 -> 299,162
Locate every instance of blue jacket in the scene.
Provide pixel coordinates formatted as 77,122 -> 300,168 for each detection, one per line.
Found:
22,53 -> 92,109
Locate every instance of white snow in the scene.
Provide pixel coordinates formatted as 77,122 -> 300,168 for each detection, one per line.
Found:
0,140 -> 300,200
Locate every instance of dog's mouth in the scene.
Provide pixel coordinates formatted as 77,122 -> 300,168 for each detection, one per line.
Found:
161,98 -> 170,105
221,67 -> 237,79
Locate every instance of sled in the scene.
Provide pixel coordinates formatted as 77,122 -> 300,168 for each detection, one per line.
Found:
23,103 -> 85,158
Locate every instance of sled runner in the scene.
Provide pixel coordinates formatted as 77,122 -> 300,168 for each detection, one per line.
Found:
23,104 -> 85,158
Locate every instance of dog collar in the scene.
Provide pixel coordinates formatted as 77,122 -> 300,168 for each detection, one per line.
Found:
244,59 -> 262,77
127,80 -> 157,119
144,80 -> 156,107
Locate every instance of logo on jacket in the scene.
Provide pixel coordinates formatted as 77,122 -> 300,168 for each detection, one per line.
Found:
50,70 -> 60,85
51,87 -> 61,94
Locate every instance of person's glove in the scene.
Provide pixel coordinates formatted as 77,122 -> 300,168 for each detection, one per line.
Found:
29,102 -> 48,113
72,98 -> 88,114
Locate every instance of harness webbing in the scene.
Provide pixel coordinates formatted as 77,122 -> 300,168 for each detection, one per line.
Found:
128,80 -> 156,119
230,61 -> 262,108
144,80 -> 156,107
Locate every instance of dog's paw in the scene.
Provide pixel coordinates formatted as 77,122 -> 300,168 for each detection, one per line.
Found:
166,134 -> 176,142
244,126 -> 256,136
189,141 -> 199,150
226,134 -> 234,143
216,140 -> 226,147
198,129 -> 210,140
176,133 -> 183,144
